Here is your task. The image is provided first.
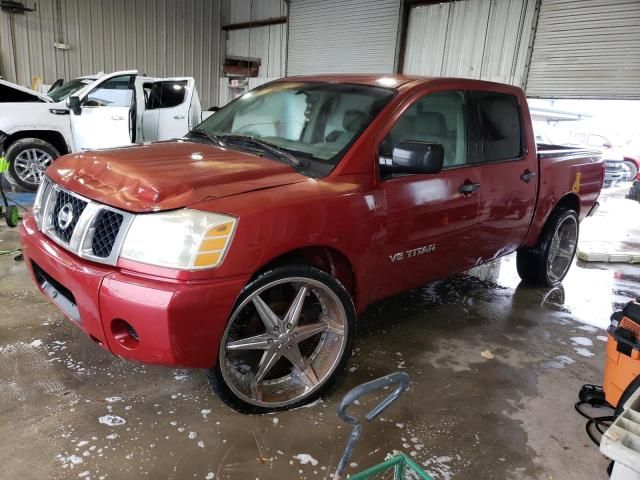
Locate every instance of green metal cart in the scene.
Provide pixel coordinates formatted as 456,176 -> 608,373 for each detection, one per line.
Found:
333,372 -> 433,480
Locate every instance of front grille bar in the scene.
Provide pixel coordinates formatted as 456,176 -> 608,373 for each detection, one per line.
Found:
38,180 -> 135,266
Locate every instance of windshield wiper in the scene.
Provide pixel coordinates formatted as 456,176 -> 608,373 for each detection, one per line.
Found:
189,128 -> 226,147
219,134 -> 303,168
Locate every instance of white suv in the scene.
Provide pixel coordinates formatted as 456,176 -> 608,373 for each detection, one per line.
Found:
0,71 -> 201,190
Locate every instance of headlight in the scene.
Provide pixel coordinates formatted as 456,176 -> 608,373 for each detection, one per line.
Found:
120,209 -> 237,270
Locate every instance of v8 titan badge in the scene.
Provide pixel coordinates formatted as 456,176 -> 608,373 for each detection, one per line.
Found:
389,244 -> 436,263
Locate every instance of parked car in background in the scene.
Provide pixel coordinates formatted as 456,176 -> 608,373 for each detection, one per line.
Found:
604,159 -> 630,187
0,71 -> 201,190
568,131 -> 636,183
20,75 -> 603,412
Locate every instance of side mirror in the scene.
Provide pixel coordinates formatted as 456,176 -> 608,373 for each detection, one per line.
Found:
67,96 -> 82,115
603,142 -> 612,149
389,141 -> 444,174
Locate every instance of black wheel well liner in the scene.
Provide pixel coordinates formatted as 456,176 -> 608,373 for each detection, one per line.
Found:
4,130 -> 69,155
554,193 -> 580,217
254,246 -> 356,302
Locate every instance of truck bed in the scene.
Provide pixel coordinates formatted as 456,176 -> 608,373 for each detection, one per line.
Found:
519,143 -> 603,249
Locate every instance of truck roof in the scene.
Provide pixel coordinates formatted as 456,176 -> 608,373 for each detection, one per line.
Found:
276,74 -> 524,93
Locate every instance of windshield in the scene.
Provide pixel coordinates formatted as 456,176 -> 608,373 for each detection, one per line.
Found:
48,78 -> 94,102
193,81 -> 395,176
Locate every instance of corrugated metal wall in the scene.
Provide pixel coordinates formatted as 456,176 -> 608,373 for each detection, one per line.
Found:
403,0 -> 538,87
287,0 -> 402,75
222,0 -> 287,78
525,0 -> 640,99
0,0 -> 222,107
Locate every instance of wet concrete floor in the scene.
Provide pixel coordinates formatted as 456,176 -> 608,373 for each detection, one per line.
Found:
1,187 -> 638,480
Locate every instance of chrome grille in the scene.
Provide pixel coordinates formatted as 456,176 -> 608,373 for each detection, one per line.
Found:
37,178 -> 134,266
51,189 -> 87,243
91,210 -> 124,258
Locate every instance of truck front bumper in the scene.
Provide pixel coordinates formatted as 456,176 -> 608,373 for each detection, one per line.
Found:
19,214 -> 249,368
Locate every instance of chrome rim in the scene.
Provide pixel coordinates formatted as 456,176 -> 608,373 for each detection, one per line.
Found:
219,277 -> 348,408
547,216 -> 578,283
13,148 -> 53,186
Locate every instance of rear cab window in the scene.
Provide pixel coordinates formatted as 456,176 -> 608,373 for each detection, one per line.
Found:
473,91 -> 523,162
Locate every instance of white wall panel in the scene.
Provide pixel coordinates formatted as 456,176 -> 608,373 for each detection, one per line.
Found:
526,0 -> 640,99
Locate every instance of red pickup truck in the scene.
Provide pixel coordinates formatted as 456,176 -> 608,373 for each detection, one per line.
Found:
20,75 -> 603,412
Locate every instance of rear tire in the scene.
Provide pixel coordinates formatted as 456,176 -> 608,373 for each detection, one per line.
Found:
7,138 -> 59,191
516,209 -> 579,287
208,264 -> 356,413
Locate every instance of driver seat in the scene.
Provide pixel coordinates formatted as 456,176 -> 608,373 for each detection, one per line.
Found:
325,110 -> 367,144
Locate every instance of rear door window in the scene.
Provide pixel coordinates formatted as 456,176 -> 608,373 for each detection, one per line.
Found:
474,91 -> 523,162
145,81 -> 188,110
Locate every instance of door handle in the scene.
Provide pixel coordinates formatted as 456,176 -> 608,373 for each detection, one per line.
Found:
173,115 -> 185,120
520,169 -> 537,183
459,181 -> 480,195
111,115 -> 124,121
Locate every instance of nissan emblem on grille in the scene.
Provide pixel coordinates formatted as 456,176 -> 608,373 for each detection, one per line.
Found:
57,203 -> 74,230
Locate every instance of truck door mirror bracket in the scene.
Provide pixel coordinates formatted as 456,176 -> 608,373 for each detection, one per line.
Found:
388,141 -> 444,175
67,96 -> 82,115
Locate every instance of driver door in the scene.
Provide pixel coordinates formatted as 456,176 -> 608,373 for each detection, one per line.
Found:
70,73 -> 136,150
372,90 -> 482,301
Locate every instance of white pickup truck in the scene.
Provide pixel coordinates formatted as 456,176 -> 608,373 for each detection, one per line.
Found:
0,70 -> 201,190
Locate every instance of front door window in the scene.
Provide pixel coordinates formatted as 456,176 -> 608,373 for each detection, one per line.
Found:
380,91 -> 469,170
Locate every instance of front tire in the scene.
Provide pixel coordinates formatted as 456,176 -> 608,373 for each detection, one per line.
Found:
7,138 -> 59,191
516,209 -> 579,287
208,264 -> 356,413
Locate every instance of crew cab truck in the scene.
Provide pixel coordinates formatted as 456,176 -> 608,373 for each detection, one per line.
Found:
0,71 -> 201,190
20,75 -> 603,413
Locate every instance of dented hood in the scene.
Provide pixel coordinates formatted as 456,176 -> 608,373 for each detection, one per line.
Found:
46,141 -> 306,212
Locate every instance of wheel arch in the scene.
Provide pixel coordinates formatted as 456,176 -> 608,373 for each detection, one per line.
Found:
4,130 -> 70,156
554,192 -> 580,217
537,193 -> 581,244
521,192 -> 581,250
254,245 -> 357,305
